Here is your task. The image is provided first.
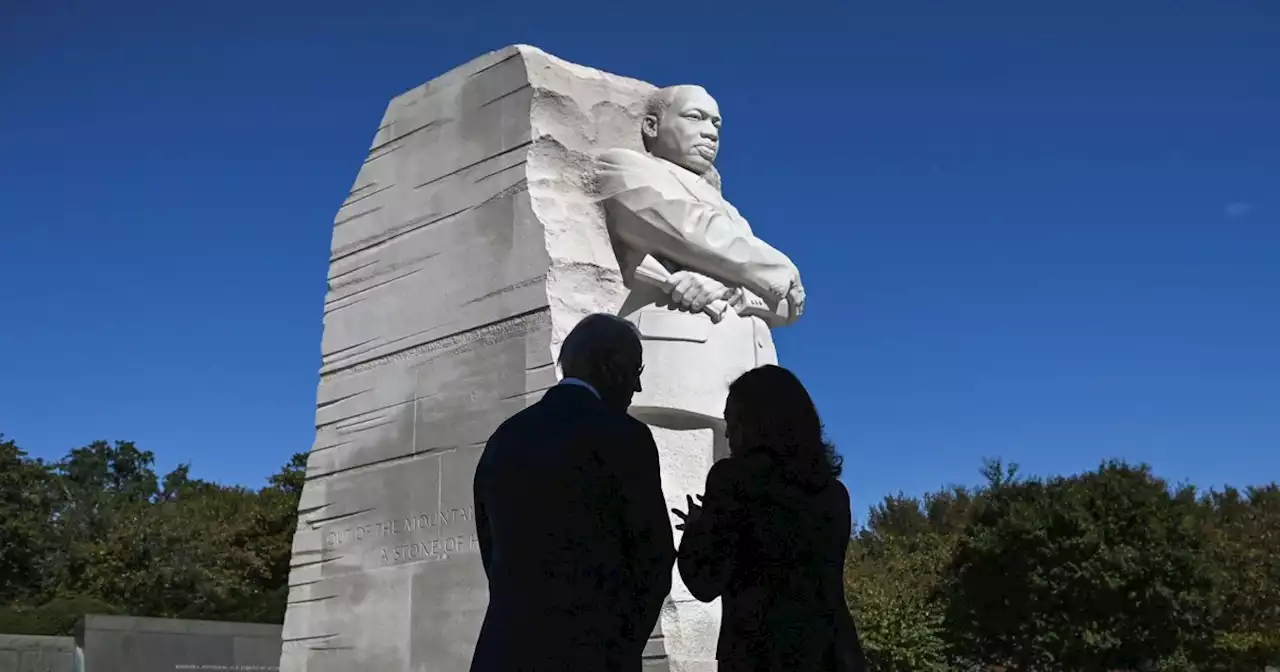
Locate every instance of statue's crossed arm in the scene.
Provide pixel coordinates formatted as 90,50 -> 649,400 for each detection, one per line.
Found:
596,148 -> 803,325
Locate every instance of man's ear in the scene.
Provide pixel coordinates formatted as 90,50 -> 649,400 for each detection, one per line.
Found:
641,115 -> 658,139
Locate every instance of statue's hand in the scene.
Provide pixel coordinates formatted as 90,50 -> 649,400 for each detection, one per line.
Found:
668,271 -> 732,313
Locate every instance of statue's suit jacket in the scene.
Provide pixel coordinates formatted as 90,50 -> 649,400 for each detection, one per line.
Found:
596,147 -> 799,428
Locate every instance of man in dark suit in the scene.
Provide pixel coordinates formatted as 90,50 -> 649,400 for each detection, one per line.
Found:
471,313 -> 675,672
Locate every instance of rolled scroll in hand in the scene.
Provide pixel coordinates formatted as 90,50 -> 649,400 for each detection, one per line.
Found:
632,255 -> 792,326
633,256 -> 731,323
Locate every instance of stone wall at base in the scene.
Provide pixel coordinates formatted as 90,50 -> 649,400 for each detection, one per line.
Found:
0,635 -> 74,672
76,615 -> 280,672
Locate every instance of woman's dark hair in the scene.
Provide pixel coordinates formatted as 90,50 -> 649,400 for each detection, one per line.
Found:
726,364 -> 842,484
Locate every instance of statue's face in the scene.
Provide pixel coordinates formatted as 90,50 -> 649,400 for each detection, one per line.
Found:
644,86 -> 722,175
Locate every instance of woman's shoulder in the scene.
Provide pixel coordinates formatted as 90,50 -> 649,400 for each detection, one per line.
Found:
705,453 -> 771,489
711,452 -> 771,475
827,477 -> 850,500
711,453 -> 848,497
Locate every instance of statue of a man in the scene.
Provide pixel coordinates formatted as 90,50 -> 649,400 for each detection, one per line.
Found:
596,84 -> 806,437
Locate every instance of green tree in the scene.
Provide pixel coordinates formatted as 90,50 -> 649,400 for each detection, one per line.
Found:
241,452 -> 308,622
55,439 -> 160,504
1,433 -> 306,629
846,487 -> 976,671
1203,483 -> 1280,670
45,440 -> 162,600
71,453 -> 307,623
846,531 -> 953,671
942,460 -> 1215,670
76,477 -> 263,619
0,435 -> 58,606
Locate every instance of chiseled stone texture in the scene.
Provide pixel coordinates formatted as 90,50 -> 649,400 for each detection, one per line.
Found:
283,45 -> 718,672
0,635 -> 74,672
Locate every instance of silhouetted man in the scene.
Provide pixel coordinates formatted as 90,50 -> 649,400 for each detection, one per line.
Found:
470,313 -> 675,672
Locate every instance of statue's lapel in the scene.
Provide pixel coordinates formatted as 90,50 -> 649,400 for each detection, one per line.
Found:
653,156 -> 750,231
663,161 -> 729,210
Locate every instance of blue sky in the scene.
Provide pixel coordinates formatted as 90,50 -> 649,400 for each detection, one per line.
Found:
1,0 -> 1276,519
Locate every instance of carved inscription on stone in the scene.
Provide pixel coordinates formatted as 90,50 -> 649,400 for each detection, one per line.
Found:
380,534 -> 480,566
324,507 -> 479,567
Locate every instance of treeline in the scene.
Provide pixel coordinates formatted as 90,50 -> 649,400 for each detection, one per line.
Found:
2,435 -> 1278,670
0,434 -> 304,634
845,460 -> 1280,671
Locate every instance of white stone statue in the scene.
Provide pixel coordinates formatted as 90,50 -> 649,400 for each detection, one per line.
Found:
596,84 -> 806,439
284,46 -> 806,672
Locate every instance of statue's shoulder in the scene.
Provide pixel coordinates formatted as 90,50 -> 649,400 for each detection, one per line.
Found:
595,147 -> 658,171
595,147 -> 674,198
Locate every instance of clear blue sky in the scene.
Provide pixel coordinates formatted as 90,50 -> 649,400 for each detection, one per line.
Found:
1,0 -> 1276,520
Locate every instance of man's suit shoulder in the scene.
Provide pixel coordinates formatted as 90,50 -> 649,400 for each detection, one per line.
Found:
484,403 -> 537,447
596,149 -> 691,212
618,412 -> 657,446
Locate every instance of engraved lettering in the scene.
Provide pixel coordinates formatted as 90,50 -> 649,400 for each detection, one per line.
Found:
322,507 -> 482,565
374,535 -> 483,567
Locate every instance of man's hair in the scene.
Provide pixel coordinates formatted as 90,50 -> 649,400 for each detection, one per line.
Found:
727,365 -> 843,486
642,85 -> 685,122
558,313 -> 641,381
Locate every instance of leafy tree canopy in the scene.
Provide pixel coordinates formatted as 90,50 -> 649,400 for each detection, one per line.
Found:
0,433 -> 306,633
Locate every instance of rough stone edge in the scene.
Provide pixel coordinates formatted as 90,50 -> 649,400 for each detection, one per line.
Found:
516,44 -> 653,361
282,45 -> 544,672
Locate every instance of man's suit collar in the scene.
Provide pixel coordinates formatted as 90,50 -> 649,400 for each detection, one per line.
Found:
558,377 -> 600,399
652,155 -> 722,206
543,382 -> 603,406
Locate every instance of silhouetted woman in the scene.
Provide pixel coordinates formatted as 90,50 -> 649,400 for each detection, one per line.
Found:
672,364 -> 868,672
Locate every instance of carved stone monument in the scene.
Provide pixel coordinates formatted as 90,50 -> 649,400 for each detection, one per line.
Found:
282,45 -> 803,672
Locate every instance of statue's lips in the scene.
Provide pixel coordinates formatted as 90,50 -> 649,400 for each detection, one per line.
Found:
693,145 -> 717,158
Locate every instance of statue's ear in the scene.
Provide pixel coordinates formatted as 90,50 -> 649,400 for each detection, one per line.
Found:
640,115 -> 658,139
